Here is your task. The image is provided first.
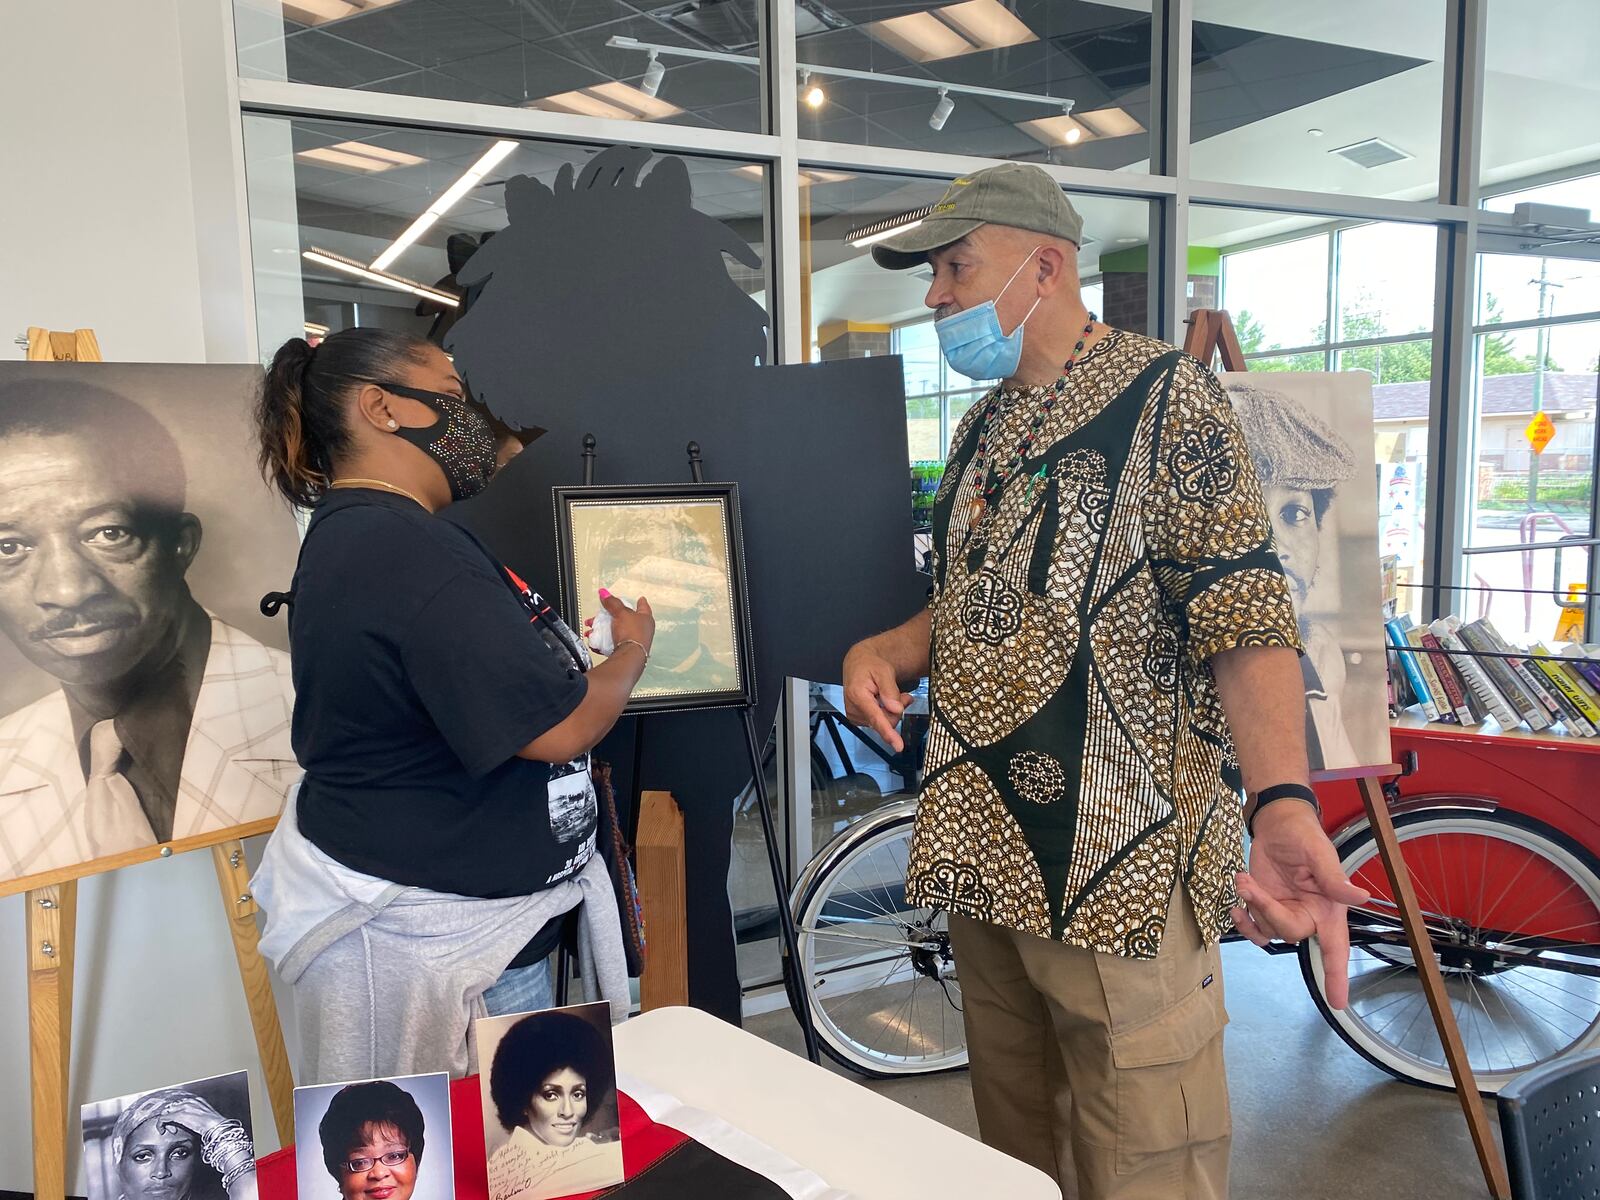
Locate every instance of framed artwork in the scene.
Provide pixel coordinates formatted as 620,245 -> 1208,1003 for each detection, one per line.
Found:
554,483 -> 757,714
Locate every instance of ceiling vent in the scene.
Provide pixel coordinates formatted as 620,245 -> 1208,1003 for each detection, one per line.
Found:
1330,137 -> 1412,169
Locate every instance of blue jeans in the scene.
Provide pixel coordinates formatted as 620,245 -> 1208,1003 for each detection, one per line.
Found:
482,957 -> 555,1016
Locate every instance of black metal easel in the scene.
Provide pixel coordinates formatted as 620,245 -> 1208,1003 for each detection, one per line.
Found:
581,434 -> 820,1063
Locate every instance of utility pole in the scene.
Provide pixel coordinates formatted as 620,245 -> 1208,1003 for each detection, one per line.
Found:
1528,260 -> 1562,506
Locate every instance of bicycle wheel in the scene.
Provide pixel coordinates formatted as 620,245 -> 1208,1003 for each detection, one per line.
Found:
791,806 -> 968,1078
1300,808 -> 1600,1093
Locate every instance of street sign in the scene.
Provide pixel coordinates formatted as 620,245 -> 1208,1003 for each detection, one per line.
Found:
1526,411 -> 1556,454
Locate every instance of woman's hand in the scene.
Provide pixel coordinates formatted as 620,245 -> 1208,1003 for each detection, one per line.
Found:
154,1096 -> 228,1141
592,590 -> 654,657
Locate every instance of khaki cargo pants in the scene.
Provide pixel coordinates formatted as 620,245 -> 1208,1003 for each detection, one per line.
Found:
947,886 -> 1230,1200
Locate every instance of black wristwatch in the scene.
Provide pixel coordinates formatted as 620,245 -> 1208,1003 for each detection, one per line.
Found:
1245,782 -> 1320,836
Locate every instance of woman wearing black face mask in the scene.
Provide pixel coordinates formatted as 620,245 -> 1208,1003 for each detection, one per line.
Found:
249,329 -> 652,1082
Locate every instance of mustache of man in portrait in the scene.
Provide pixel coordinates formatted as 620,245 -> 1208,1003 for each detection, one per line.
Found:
0,378 -> 296,879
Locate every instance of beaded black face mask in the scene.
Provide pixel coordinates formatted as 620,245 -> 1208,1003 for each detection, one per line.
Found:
374,380 -> 498,501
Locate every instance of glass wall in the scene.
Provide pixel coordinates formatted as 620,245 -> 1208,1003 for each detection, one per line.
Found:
234,0 -> 764,132
226,4 -> 1600,991
1189,2 -> 1446,198
1468,173 -> 1600,643
1200,209 -> 1439,620
797,0 -> 1154,170
242,114 -> 770,354
1480,0 -> 1600,195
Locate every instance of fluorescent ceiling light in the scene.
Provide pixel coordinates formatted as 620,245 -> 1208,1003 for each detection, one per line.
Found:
864,0 -> 1036,62
369,139 -> 516,272
304,321 -> 331,337
1017,113 -> 1095,147
848,219 -> 924,249
586,81 -> 684,120
733,165 -> 853,186
283,0 -> 356,23
1075,108 -> 1139,140
935,1 -> 1036,51
1076,107 -> 1145,139
283,0 -> 401,26
530,82 -> 685,121
303,248 -> 460,307
868,12 -> 973,62
849,220 -> 921,248
296,140 -> 426,173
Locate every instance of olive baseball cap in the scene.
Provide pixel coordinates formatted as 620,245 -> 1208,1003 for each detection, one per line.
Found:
871,162 -> 1085,270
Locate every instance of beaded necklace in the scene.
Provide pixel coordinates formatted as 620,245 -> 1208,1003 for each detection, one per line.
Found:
964,314 -> 1099,537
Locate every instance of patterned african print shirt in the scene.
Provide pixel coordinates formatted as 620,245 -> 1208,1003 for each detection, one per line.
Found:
907,329 -> 1302,958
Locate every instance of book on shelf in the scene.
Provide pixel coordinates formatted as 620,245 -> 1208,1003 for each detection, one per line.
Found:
1431,616 -> 1522,729
1558,645 -> 1600,711
1417,627 -> 1475,724
1561,643 -> 1600,693
1459,619 -> 1551,730
1478,620 -> 1567,726
1407,628 -> 1459,723
1528,643 -> 1600,735
1385,616 -> 1439,721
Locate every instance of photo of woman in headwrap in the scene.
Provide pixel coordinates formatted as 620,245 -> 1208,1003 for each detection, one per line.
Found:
82,1072 -> 256,1200
476,1004 -> 623,1200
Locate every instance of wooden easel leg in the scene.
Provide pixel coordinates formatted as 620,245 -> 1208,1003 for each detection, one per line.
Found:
1357,776 -> 1511,1199
212,841 -> 295,1147
28,880 -> 76,1200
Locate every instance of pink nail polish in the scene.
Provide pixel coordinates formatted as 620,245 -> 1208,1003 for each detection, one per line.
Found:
599,587 -> 611,598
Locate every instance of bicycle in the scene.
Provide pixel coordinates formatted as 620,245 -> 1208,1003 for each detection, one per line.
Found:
788,725 -> 1600,1090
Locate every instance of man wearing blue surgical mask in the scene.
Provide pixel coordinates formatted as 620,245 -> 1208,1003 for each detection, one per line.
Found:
842,163 -> 1366,1200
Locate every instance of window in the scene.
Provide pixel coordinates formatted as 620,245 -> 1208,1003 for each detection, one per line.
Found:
1207,211 -> 1440,621
796,1 -> 1154,170
1468,172 -> 1600,642
241,115 -> 769,352
1190,3 -> 1446,198
1480,2 -> 1600,193
233,0 -> 763,132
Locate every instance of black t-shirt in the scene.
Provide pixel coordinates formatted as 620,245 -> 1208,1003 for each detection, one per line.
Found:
289,488 -> 595,898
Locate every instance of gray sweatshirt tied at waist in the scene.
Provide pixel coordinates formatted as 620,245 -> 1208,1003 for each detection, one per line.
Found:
253,785 -> 630,1085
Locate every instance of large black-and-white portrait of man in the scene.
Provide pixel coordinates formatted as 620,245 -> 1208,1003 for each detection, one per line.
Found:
0,364 -> 301,890
1222,374 -> 1389,771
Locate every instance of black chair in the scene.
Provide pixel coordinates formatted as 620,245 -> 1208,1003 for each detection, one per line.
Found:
1500,1048 -> 1600,1199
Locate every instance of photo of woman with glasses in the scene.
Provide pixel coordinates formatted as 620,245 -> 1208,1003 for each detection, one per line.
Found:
295,1074 -> 453,1200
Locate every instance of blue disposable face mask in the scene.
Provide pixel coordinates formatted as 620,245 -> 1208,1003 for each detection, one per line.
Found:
933,247 -> 1043,381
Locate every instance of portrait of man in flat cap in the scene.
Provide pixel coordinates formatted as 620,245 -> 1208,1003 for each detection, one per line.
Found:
1223,376 -> 1389,770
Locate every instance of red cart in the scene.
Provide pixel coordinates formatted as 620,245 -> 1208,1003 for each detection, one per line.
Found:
1302,716 -> 1600,1093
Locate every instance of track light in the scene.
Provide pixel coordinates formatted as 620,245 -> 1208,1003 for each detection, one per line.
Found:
929,88 -> 954,131
641,50 -> 665,98
802,70 -> 825,109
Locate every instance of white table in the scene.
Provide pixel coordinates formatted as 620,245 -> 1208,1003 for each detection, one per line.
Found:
614,1006 -> 1058,1200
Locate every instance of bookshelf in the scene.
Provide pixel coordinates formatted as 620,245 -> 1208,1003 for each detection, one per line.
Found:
1391,707 -> 1600,752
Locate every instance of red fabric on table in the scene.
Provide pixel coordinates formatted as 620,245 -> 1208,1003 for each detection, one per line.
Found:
258,1077 -> 686,1200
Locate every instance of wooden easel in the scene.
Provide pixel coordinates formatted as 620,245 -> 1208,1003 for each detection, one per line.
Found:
19,330 -> 294,1200
1185,309 -> 1511,1199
